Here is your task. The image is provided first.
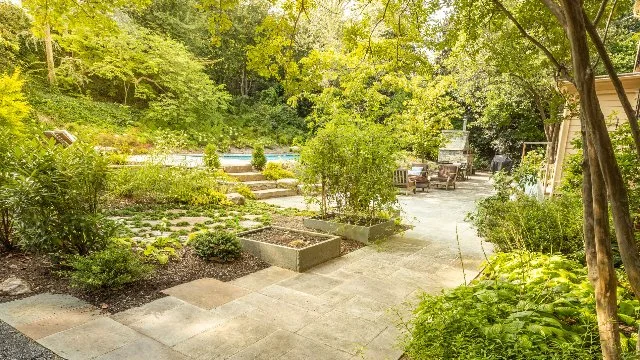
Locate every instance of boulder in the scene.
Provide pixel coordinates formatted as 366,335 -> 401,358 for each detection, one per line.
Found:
0,276 -> 31,296
226,193 -> 245,205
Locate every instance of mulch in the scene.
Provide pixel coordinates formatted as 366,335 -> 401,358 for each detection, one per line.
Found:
243,227 -> 329,248
0,249 -> 269,314
0,216 -> 365,314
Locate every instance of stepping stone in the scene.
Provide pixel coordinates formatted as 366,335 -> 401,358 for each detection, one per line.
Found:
129,302 -> 226,346
229,329 -> 350,360
38,317 -> 142,360
172,316 -> 278,359
229,266 -> 296,291
297,309 -> 387,355
162,278 -> 250,310
239,220 -> 263,229
0,293 -> 89,327
334,295 -> 389,322
95,337 -> 187,360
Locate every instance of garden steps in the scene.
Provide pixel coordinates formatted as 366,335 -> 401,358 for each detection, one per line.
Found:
252,188 -> 298,200
244,180 -> 278,191
223,164 -> 254,173
230,172 -> 266,182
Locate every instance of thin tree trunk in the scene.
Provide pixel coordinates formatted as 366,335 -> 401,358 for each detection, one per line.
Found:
581,119 -> 598,287
44,22 -> 56,86
583,14 -> 640,159
561,0 -> 640,302
587,132 -> 621,359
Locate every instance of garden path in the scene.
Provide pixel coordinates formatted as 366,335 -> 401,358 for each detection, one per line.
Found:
0,173 -> 493,360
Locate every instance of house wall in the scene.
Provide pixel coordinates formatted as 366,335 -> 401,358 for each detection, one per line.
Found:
551,74 -> 640,193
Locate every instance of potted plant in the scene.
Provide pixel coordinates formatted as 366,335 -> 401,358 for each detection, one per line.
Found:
299,119 -> 401,243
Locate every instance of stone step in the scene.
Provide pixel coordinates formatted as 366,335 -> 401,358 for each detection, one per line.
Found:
231,172 -> 266,182
223,164 -> 254,173
244,180 -> 278,191
252,188 -> 298,200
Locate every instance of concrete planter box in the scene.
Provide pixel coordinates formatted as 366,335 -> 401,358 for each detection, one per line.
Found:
303,216 -> 397,244
238,226 -> 340,272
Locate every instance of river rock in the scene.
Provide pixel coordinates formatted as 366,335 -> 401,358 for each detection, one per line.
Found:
0,276 -> 31,296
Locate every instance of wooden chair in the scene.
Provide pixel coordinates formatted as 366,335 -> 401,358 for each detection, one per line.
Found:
408,165 -> 430,192
393,169 -> 416,195
429,164 -> 458,190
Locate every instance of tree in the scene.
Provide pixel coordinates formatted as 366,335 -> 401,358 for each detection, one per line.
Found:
22,0 -> 149,86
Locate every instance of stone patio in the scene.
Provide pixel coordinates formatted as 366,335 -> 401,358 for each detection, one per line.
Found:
0,173 -> 493,359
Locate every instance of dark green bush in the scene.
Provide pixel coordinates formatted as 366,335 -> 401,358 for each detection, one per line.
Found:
405,252 -> 640,359
189,231 -> 241,262
468,193 -> 583,257
7,139 -> 116,256
66,245 -> 154,289
251,144 -> 267,170
203,143 -> 221,169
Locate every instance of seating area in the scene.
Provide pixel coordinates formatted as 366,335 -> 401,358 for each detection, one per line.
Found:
394,163 -> 465,193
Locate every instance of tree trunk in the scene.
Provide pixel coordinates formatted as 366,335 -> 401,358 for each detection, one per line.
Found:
44,22 -> 56,86
561,0 -> 640,302
581,119 -> 598,287
587,132 -> 621,359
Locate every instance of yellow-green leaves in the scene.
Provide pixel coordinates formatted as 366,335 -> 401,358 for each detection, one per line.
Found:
0,70 -> 29,133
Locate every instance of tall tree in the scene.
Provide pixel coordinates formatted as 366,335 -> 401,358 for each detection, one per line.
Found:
22,0 -> 149,86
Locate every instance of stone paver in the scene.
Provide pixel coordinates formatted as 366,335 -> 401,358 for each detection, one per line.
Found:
229,266 -> 297,291
0,293 -> 89,327
15,306 -> 102,340
38,318 -> 142,360
297,309 -> 387,355
129,302 -> 226,346
95,337 -> 188,360
278,273 -> 343,296
172,316 -> 278,359
1,174 -> 493,360
162,278 -> 250,310
239,292 -> 321,332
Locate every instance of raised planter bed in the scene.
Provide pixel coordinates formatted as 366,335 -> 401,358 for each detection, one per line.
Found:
303,214 -> 397,244
237,226 -> 340,272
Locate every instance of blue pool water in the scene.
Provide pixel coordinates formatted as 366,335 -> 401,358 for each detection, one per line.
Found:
219,153 -> 300,162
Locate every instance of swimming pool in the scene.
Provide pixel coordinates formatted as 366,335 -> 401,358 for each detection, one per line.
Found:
127,153 -> 299,167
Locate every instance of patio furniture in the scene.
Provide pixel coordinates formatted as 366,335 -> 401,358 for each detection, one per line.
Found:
408,164 -> 430,192
430,164 -> 458,190
44,130 -> 76,147
393,169 -> 416,195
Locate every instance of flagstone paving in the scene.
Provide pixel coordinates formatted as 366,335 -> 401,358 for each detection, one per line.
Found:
0,173 -> 493,359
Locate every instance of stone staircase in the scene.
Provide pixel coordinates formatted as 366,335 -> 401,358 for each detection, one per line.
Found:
224,164 -> 298,200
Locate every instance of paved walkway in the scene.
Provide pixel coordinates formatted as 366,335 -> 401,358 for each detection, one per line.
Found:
0,174 -> 493,360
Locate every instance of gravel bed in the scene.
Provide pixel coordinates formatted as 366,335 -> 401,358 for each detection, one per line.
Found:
0,320 -> 61,360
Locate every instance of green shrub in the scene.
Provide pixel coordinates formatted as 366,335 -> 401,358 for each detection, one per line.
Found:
203,143 -> 221,169
141,237 -> 182,265
66,245 -> 154,289
107,164 -> 229,205
468,193 -> 583,257
235,184 -> 256,200
189,231 -> 241,262
251,144 -> 267,170
7,139 -> 116,256
405,252 -> 639,359
262,162 -> 294,180
300,119 -> 399,219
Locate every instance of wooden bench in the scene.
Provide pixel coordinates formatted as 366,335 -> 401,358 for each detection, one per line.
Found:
393,169 -> 416,195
